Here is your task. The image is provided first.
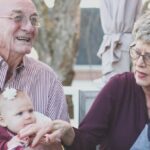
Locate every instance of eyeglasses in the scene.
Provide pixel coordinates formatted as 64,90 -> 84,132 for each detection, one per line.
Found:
0,15 -> 40,28
130,47 -> 150,66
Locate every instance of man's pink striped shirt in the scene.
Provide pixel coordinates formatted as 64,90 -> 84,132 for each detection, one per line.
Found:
0,56 -> 69,121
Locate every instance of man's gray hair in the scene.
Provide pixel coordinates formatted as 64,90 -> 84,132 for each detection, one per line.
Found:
133,11 -> 150,43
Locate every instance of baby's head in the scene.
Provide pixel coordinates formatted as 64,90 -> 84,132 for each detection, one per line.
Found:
0,88 -> 36,134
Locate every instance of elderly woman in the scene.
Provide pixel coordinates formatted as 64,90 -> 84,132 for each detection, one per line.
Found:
19,12 -> 150,150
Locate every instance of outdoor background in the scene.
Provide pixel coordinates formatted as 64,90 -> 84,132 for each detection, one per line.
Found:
31,0 -> 150,86
32,0 -> 102,86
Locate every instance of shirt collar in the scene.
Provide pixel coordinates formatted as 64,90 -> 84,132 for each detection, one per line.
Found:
0,56 -> 25,73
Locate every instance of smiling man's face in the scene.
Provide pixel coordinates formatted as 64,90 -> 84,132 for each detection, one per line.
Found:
0,0 -> 38,55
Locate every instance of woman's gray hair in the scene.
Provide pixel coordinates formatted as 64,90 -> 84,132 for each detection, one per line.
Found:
133,11 -> 150,43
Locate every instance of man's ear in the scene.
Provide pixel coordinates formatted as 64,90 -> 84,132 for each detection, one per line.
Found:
0,115 -> 7,127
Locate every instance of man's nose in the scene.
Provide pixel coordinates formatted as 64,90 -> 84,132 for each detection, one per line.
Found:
21,19 -> 35,32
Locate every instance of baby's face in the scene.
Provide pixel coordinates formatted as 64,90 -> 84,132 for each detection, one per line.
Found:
0,94 -> 36,134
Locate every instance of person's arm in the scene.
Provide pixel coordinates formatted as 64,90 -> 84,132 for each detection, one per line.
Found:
33,67 -> 69,122
42,120 -> 75,146
33,112 -> 65,149
47,77 -> 69,121
18,120 -> 74,148
0,127 -> 11,150
0,135 -> 25,150
7,135 -> 29,150
63,75 -> 119,149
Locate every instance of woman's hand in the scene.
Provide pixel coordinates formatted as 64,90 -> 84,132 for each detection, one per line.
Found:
19,120 -> 75,147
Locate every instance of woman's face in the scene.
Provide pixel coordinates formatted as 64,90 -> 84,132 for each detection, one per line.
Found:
132,40 -> 150,88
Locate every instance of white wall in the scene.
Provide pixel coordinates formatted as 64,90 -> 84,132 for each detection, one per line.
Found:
80,0 -> 100,8
44,0 -> 100,8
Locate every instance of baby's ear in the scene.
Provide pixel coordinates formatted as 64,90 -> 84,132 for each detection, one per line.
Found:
0,115 -> 7,127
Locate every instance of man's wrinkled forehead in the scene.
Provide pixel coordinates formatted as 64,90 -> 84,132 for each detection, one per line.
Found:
0,0 -> 37,15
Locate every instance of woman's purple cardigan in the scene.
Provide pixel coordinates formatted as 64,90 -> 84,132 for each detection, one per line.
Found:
65,72 -> 149,150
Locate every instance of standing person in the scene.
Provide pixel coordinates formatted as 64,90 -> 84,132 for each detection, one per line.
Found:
0,88 -> 63,150
0,0 -> 69,122
19,11 -> 150,150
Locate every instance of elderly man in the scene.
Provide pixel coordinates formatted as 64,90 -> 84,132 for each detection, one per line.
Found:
0,0 -> 69,130
0,0 -> 69,120
0,0 -> 69,148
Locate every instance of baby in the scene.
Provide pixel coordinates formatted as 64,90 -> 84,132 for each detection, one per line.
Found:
0,88 -> 62,150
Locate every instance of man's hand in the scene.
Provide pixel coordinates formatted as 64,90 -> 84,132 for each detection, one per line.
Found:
19,121 -> 52,147
19,120 -> 75,147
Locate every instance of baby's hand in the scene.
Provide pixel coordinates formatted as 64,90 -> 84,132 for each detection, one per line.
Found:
38,133 -> 61,146
7,135 -> 30,150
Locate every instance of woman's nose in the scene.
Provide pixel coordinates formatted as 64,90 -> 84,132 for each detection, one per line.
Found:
136,55 -> 146,66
